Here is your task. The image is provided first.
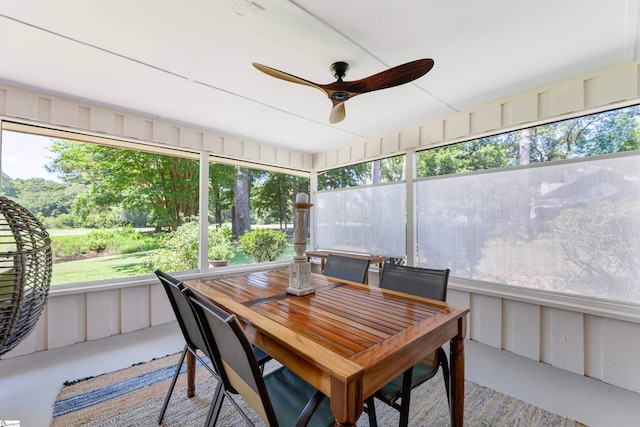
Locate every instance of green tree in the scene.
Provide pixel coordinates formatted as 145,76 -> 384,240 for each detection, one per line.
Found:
318,163 -> 371,190
209,163 -> 236,226
252,172 -> 309,229
1,173 -> 17,197
10,177 -> 85,218
47,140 -> 199,231
233,166 -> 252,236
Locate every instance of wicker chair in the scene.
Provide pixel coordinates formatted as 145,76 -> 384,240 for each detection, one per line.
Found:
0,197 -> 52,356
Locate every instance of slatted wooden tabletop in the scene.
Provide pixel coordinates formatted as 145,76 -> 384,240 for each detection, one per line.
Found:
185,268 -> 468,427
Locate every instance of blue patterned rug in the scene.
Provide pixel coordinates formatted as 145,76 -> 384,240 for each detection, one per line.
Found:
51,352 -> 587,426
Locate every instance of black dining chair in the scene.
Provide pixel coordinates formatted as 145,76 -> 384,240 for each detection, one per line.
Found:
154,270 -> 271,425
322,253 -> 371,284
365,262 -> 451,427
185,288 -> 337,427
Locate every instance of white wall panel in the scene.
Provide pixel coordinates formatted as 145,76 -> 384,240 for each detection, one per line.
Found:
150,283 -> 175,326
399,128 -> 419,151
350,140 -> 366,161
551,79 -> 583,116
47,294 -> 86,349
87,289 -> 120,340
540,307 -> 584,375
120,286 -> 150,334
447,289 -> 471,339
511,92 -> 538,125
502,300 -> 540,361
470,294 -> 502,348
3,305 -> 48,358
381,133 -> 399,154
602,318 -> 640,393
365,139 -> 381,158
584,314 -> 604,380
599,63 -> 638,104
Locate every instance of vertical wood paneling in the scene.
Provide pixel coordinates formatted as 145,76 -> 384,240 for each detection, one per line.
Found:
47,294 -> 86,349
470,294 -> 502,348
422,119 -> 443,145
500,102 -> 512,127
337,145 -> 352,165
3,305 -> 48,358
476,102 -> 502,133
511,92 -> 538,125
600,63 -> 638,104
350,141 -> 366,160
114,114 -> 124,135
150,283 -> 175,326
120,286 -> 150,333
540,307 -> 584,375
365,139 -> 381,158
399,128 -> 419,151
583,77 -> 600,109
0,88 -> 7,113
552,79 -> 583,115
87,289 -> 120,340
584,314 -> 604,380
381,133 -> 399,154
90,105 -> 115,134
244,140 -> 262,162
224,137 -> 244,158
447,289 -> 471,339
537,91 -> 552,119
78,106 -> 91,129
602,318 -> 640,393
7,86 -> 38,119
502,300 -> 540,360
37,98 -> 51,122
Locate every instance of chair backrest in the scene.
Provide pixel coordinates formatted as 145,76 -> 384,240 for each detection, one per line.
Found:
154,270 -> 209,356
322,254 -> 371,284
379,262 -> 450,302
186,290 -> 279,426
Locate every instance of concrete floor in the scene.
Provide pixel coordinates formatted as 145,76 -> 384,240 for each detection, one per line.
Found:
1,320 -> 640,426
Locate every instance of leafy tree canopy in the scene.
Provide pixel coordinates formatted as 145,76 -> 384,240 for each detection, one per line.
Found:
47,140 -> 200,230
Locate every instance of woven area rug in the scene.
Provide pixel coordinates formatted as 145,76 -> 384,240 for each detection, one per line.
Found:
51,352 -> 587,427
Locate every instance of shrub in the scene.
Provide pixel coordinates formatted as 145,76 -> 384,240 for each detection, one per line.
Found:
86,229 -> 116,253
145,220 -> 237,271
238,228 -> 288,262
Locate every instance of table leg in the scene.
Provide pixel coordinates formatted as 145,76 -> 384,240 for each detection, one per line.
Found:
330,376 -> 362,426
186,350 -> 196,398
449,333 -> 465,427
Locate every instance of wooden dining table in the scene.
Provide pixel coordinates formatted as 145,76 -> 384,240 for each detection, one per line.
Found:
183,268 -> 469,427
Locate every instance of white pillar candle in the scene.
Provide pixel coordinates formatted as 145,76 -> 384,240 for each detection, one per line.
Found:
296,193 -> 308,203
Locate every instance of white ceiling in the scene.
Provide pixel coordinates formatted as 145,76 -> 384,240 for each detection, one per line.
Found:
0,0 -> 639,154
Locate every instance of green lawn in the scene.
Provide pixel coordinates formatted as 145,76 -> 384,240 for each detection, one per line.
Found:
52,251 -> 155,284
51,243 -> 298,286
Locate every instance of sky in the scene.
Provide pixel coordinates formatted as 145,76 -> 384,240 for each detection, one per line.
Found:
1,130 -> 59,181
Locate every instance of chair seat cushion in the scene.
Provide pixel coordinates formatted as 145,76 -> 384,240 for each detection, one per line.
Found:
376,355 -> 439,404
265,367 -> 335,427
252,345 -> 271,365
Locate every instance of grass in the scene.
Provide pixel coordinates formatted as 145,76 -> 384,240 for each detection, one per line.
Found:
52,251 -> 155,284
51,241 -> 298,286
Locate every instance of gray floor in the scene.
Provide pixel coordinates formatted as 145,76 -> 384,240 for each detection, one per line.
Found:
1,321 -> 639,427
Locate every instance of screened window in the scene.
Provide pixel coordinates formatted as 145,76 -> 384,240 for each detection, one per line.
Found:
415,105 -> 640,304
0,128 -> 200,285
315,182 -> 406,257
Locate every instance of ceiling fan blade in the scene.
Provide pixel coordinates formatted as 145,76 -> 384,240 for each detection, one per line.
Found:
329,102 -> 346,124
252,63 -> 326,94
339,58 -> 434,95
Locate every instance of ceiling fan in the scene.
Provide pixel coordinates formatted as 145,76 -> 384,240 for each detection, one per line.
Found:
252,58 -> 434,124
